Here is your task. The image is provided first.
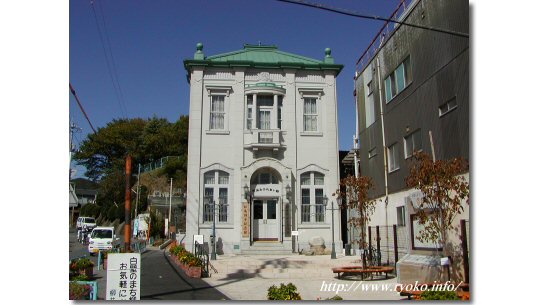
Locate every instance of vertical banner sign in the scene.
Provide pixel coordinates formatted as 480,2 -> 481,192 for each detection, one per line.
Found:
133,218 -> 139,238
242,202 -> 250,237
106,253 -> 141,300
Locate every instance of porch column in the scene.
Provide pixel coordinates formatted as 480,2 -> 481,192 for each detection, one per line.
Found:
252,93 -> 257,129
272,94 -> 278,129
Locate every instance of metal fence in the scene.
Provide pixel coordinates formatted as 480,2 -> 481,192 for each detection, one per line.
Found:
368,225 -> 409,266
461,219 -> 470,283
194,241 -> 210,277
141,156 -> 180,173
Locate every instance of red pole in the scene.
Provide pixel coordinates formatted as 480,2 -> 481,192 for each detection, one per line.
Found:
124,155 -> 132,252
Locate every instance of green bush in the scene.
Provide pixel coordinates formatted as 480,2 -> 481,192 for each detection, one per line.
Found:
420,290 -> 459,300
325,295 -> 343,300
267,283 -> 302,300
69,282 -> 92,300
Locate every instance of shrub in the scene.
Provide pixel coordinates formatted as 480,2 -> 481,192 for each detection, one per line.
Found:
70,257 -> 95,271
267,283 -> 302,300
325,295 -> 343,300
69,282 -> 92,300
420,290 -> 459,300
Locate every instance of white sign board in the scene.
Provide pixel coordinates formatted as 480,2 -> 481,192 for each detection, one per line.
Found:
133,219 -> 139,237
193,234 -> 204,245
106,253 -> 141,300
291,231 -> 299,236
164,218 -> 169,236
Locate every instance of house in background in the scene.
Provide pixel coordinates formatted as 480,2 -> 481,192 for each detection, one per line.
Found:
183,43 -> 344,255
69,178 -> 98,224
354,0 -> 469,283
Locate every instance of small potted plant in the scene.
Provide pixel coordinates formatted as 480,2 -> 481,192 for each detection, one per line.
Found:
70,257 -> 95,277
69,282 -> 92,300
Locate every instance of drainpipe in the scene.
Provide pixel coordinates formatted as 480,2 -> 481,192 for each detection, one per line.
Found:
376,58 -> 390,262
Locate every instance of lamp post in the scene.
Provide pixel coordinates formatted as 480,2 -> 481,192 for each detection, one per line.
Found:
211,198 -> 217,260
325,195 -> 341,259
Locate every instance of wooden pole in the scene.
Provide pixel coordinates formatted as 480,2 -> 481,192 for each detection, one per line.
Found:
124,155 -> 132,252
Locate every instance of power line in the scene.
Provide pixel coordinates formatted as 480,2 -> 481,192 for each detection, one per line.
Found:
89,0 -> 128,118
96,0 -> 128,116
275,0 -> 469,38
69,83 -> 97,133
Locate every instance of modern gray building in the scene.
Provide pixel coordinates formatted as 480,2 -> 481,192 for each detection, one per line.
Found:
353,0 -> 469,282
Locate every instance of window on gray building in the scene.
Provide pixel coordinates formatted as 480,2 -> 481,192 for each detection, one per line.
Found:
396,206 -> 406,226
404,129 -> 423,159
384,56 -> 412,103
388,143 -> 400,172
439,96 -> 458,117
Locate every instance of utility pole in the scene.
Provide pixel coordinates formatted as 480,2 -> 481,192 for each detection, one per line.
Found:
135,164 -> 141,218
69,120 -> 81,227
124,155 -> 132,252
168,178 -> 173,239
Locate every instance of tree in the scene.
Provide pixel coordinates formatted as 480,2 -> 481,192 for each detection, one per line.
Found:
73,116 -> 189,222
405,152 -> 469,268
335,175 -> 378,269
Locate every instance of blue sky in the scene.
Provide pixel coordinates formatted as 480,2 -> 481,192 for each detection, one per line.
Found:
69,0 -> 402,178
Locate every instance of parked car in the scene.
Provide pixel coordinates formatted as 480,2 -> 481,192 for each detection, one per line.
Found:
88,226 -> 120,255
76,216 -> 97,231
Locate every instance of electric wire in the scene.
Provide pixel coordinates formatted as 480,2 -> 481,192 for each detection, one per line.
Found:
275,0 -> 469,38
69,83 -> 97,133
89,0 -> 128,118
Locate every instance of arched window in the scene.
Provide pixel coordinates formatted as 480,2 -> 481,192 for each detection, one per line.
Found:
203,170 -> 229,223
300,172 -> 325,223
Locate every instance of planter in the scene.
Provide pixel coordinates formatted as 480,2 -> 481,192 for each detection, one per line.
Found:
185,265 -> 202,278
80,266 -> 93,277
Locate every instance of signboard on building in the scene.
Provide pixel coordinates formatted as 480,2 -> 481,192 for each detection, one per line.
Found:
406,191 -> 425,209
242,202 -> 250,237
106,253 -> 141,300
193,234 -> 204,245
252,184 -> 280,197
410,214 -> 442,251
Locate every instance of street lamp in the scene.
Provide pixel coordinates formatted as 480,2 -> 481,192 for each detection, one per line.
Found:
324,194 -> 340,259
244,184 -> 250,200
211,198 -> 217,260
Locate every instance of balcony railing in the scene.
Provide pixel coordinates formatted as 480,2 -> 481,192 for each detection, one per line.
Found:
244,129 -> 283,151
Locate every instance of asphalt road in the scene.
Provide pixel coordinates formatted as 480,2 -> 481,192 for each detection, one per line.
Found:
69,229 -> 228,300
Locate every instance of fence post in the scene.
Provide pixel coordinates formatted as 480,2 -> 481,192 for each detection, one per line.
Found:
460,219 -> 470,283
376,225 -> 381,265
393,225 -> 399,266
368,226 -> 372,250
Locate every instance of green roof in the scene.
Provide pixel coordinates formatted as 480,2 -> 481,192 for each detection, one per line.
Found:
184,44 -> 343,76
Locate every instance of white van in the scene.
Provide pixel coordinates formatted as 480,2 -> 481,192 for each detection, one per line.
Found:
76,217 -> 97,231
88,226 -> 120,255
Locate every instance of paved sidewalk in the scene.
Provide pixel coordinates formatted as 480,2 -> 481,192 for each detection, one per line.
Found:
93,247 -> 228,300
202,254 -> 404,300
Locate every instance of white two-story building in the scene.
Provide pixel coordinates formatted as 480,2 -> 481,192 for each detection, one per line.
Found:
183,43 -> 344,255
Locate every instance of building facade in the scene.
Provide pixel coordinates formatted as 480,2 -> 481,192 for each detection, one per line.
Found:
183,44 -> 344,255
354,0 -> 469,282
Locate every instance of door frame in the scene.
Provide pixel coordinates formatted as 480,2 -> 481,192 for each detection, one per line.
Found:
251,197 -> 280,242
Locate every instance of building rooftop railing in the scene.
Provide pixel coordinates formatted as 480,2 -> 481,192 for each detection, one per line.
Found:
355,0 -> 416,77
141,156 -> 180,173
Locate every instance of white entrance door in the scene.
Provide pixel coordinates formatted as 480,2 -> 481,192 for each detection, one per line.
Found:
253,199 -> 279,241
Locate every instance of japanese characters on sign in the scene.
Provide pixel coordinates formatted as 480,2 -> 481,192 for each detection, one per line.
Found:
106,253 -> 141,300
242,202 -> 250,237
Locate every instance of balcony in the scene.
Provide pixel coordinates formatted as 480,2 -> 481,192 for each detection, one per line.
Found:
244,129 -> 284,151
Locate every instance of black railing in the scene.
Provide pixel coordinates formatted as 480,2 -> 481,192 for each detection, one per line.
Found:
194,241 -> 209,277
